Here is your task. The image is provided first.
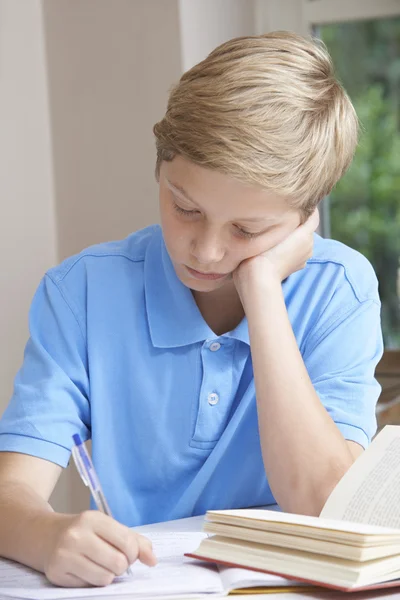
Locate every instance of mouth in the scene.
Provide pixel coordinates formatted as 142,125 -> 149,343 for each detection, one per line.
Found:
185,266 -> 229,281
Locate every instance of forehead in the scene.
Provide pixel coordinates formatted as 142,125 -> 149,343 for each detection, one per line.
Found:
161,156 -> 295,221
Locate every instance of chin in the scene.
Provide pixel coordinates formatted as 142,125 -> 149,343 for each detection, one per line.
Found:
186,278 -> 228,293
178,269 -> 230,293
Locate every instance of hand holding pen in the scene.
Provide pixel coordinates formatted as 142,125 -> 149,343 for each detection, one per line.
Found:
40,436 -> 157,588
71,434 -> 157,578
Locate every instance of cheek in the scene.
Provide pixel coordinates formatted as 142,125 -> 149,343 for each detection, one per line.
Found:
237,227 -> 293,260
160,208 -> 190,258
160,195 -> 178,237
225,242 -> 256,270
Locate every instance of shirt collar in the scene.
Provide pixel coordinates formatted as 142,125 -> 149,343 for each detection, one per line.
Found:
144,227 -> 249,348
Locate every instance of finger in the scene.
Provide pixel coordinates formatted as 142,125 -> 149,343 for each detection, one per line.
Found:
93,514 -> 157,567
64,574 -> 90,588
80,533 -> 130,575
137,534 -> 158,567
46,570 -> 90,588
122,532 -> 157,568
304,208 -> 319,232
277,219 -> 315,254
67,554 -> 116,587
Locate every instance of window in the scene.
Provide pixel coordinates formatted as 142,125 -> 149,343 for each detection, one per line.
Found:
317,17 -> 400,350
256,0 -> 400,425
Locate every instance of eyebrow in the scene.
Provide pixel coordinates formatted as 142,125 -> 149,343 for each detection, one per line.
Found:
239,216 -> 278,223
166,180 -> 196,204
166,179 -> 280,224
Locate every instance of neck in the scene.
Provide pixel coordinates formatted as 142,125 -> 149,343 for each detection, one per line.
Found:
192,281 -> 245,336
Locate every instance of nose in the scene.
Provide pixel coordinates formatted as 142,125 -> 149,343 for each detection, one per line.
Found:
191,225 -> 225,266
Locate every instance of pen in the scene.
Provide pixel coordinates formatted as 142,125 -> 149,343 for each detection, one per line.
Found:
71,433 -> 134,577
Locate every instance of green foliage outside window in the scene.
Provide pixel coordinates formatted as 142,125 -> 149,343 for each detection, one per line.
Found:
319,18 -> 400,348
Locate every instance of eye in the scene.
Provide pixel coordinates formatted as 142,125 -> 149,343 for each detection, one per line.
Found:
234,226 -> 261,240
173,202 -> 199,217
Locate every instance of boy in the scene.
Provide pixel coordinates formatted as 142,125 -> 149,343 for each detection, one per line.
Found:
0,31 -> 382,587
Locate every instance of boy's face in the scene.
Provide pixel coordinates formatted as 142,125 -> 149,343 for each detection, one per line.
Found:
159,156 -> 301,293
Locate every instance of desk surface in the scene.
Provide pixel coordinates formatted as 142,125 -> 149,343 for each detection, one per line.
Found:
135,513 -> 205,534
135,504 -> 280,534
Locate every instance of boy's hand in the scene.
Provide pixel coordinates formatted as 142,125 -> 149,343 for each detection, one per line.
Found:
234,209 -> 319,296
42,511 -> 156,587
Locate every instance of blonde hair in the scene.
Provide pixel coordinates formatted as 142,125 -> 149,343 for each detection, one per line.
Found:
153,31 -> 358,216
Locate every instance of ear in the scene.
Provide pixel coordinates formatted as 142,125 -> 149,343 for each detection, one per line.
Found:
154,161 -> 161,183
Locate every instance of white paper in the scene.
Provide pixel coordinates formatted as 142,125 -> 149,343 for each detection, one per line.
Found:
0,532 -> 223,600
321,425 -> 400,528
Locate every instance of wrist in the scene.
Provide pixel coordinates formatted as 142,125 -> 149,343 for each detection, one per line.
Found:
35,511 -> 70,572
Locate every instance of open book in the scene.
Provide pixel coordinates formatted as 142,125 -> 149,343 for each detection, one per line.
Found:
187,425 -> 400,593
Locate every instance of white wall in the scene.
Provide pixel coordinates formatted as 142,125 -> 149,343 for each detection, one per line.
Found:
1,0 -> 256,515
0,0 -> 57,402
42,0 -> 183,260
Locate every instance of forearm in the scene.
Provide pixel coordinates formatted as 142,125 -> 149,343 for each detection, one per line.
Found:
243,280 -> 354,516
0,481 -> 63,571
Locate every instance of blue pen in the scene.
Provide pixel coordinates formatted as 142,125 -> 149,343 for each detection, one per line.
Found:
71,434 -> 134,577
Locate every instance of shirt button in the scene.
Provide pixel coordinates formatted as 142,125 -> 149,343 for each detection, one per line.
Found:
208,393 -> 219,406
209,342 -> 221,352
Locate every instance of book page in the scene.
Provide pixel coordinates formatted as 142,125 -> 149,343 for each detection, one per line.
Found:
207,508 -> 399,534
0,532 -> 223,600
320,426 -> 400,527
218,565 -> 302,593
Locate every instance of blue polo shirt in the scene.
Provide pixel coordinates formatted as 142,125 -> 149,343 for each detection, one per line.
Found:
0,225 -> 383,526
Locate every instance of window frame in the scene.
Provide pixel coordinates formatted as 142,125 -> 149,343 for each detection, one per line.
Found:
255,0 -> 400,35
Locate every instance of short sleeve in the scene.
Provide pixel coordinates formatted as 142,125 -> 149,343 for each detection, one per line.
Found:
0,274 -> 90,467
303,299 -> 383,449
